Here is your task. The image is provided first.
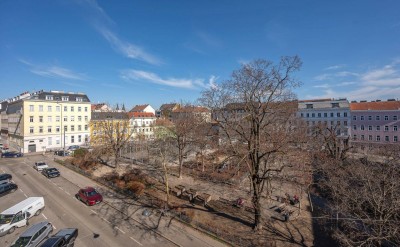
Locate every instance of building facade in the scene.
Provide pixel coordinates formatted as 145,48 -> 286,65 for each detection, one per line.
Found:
129,104 -> 155,115
128,112 -> 156,140
297,98 -> 351,137
350,100 -> 400,149
1,90 -> 91,153
90,112 -> 131,146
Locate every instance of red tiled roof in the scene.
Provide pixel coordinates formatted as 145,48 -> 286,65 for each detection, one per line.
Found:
129,104 -> 149,112
127,112 -> 155,118
350,101 -> 400,110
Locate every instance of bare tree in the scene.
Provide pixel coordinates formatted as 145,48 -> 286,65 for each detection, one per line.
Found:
91,112 -> 133,168
199,57 -> 305,230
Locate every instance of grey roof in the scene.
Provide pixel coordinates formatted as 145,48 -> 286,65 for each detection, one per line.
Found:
91,112 -> 129,120
20,221 -> 51,237
30,91 -> 90,102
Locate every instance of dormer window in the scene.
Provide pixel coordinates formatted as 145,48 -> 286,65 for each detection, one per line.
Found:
76,97 -> 83,102
46,95 -> 53,100
306,104 -> 313,109
331,103 -> 339,108
62,96 -> 69,101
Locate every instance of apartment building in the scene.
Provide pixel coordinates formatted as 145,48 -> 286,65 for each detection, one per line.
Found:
129,104 -> 155,115
90,112 -> 131,146
1,90 -> 91,153
297,98 -> 351,136
128,112 -> 156,140
350,99 -> 400,149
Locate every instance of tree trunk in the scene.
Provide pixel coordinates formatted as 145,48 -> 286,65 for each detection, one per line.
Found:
163,161 -> 170,205
178,149 -> 183,179
252,179 -> 263,231
114,151 -> 119,168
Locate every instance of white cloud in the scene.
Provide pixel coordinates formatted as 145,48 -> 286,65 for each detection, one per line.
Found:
324,64 -> 345,70
335,71 -> 359,77
313,84 -> 330,88
19,59 -> 87,81
313,73 -> 331,81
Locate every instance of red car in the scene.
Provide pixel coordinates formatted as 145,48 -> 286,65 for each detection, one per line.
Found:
75,187 -> 103,206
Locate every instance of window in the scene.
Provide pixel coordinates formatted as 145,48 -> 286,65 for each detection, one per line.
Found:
376,115 -> 380,121
85,134 -> 88,142
394,136 -> 398,142
361,125 -> 365,130
64,106 -> 68,112
30,116 -> 34,122
344,112 -> 348,117
71,125 -> 75,131
376,126 -> 380,131
385,126 -> 389,131
368,125 -> 372,131
312,113 -> 315,118
331,103 -> 339,108
30,127 -> 34,134
78,107 -> 82,112
56,106 -> 60,112
71,116 -> 75,122
62,96 -> 69,101
78,116 -> 82,121
353,116 -> 357,121
39,116 -> 43,122
324,113 -> 327,117
46,95 -> 53,100
76,97 -> 83,102
85,125 -> 88,131
385,116 -> 389,121
39,105 -> 43,112
63,116 -> 68,122
47,126 -> 52,133
394,116 -> 398,121
361,135 -> 365,140
330,113 -> 334,117
353,125 -> 357,130
56,116 -> 60,122
48,106 -> 52,112
56,126 -> 60,133
306,113 -> 309,118
78,135 -> 81,142
394,126 -> 398,131
71,136 -> 75,143
306,104 -> 313,109
48,137 -> 52,145
368,116 -> 372,121
385,136 -> 389,142
78,125 -> 82,131
300,113 -> 303,117
47,116 -> 52,122
318,113 -> 321,117
64,125 -> 67,131
368,135 -> 372,141
71,106 -> 74,112
337,112 -> 341,117
344,121 -> 348,126
361,116 -> 365,120
29,105 -> 34,112
376,135 -> 380,141
337,121 -> 341,126
353,135 -> 357,140
39,126 -> 43,133
85,107 -> 88,112
85,116 -> 88,122
56,138 -> 60,145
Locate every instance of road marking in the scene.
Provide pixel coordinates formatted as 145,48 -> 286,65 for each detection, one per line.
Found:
58,187 -> 64,191
42,213 -> 48,219
130,236 -> 143,246
115,227 -> 125,234
51,223 -> 56,229
1,168 -> 4,172
65,191 -> 71,195
19,188 -> 23,192
100,217 -> 110,223
90,210 -> 97,215
24,193 -> 28,198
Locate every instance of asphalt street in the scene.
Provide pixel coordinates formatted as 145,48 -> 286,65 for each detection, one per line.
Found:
0,154 -> 226,247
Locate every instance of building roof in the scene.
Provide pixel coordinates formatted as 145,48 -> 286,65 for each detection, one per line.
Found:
129,104 -> 149,112
127,112 -> 155,118
91,112 -> 129,120
298,98 -> 332,103
28,90 -> 90,102
91,103 -> 106,111
350,101 -> 400,111
173,106 -> 209,113
160,103 -> 179,111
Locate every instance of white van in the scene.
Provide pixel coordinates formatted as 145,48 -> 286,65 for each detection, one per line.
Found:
0,197 -> 45,236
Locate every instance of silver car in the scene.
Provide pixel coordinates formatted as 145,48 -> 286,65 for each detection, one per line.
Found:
11,221 -> 53,247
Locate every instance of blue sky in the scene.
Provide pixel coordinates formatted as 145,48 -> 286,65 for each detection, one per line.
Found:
1,0 -> 400,109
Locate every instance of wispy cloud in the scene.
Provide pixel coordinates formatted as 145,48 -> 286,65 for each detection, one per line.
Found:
80,0 -> 161,65
121,69 -> 215,89
313,73 -> 331,81
309,60 -> 400,100
196,31 -> 222,47
324,64 -> 345,70
19,59 -> 87,81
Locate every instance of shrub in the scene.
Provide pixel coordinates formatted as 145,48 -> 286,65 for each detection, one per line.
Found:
126,181 -> 145,197
73,148 -> 88,158
102,171 -> 119,182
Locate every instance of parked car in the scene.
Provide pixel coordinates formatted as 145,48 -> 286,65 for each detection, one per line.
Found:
10,221 -> 53,247
0,183 -> 18,197
1,151 -> 23,158
0,173 -> 12,184
41,168 -> 60,178
54,150 -> 70,156
34,162 -> 49,172
67,145 -> 80,151
38,228 -> 78,247
75,187 -> 103,206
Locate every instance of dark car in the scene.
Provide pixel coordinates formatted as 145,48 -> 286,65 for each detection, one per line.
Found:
54,150 -> 70,156
0,173 -> 12,184
75,187 -> 103,206
38,228 -> 78,247
67,145 -> 80,151
41,168 -> 60,178
0,183 -> 18,197
1,151 -> 23,158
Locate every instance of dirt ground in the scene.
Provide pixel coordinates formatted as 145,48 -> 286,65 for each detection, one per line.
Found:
86,157 -> 317,247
